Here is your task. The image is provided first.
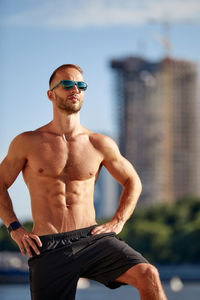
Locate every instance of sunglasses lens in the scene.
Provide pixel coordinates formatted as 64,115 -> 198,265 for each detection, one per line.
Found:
62,80 -> 87,91
78,82 -> 87,91
62,81 -> 74,90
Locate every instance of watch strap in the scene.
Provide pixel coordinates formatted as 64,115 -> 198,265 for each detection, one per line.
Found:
7,221 -> 22,233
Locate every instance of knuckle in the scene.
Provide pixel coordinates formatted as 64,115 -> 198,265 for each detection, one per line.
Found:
30,233 -> 37,240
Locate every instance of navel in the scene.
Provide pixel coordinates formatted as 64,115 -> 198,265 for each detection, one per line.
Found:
38,168 -> 44,173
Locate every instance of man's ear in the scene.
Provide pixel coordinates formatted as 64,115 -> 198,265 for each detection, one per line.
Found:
47,90 -> 55,102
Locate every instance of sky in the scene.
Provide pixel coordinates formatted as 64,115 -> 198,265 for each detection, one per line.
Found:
0,0 -> 200,221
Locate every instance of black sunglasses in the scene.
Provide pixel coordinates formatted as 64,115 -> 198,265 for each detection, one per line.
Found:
51,80 -> 88,91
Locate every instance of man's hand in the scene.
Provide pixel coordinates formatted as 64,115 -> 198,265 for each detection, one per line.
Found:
10,227 -> 42,258
91,219 -> 124,235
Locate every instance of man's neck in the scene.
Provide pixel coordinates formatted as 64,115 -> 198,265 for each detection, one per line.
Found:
51,110 -> 82,139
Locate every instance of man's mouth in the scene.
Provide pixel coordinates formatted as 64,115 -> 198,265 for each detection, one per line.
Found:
68,96 -> 79,102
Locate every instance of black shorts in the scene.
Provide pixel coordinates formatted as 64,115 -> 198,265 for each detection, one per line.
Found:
28,225 -> 148,300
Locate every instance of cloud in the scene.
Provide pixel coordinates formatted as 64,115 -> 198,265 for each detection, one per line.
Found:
1,0 -> 200,29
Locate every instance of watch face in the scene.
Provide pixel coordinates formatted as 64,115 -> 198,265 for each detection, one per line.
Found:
11,221 -> 21,230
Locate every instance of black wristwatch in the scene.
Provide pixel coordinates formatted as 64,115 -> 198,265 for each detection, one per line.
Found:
7,221 -> 22,233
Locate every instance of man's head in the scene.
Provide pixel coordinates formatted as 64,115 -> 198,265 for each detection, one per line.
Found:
47,64 -> 86,115
49,64 -> 83,89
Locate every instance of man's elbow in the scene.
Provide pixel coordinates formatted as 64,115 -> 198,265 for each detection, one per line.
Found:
129,171 -> 142,195
137,177 -> 142,195
125,173 -> 142,195
134,174 -> 142,195
0,180 -> 9,193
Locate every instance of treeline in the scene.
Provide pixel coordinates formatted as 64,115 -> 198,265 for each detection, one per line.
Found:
0,197 -> 200,264
118,197 -> 200,264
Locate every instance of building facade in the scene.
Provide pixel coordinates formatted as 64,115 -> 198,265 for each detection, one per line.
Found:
111,56 -> 200,206
94,145 -> 118,219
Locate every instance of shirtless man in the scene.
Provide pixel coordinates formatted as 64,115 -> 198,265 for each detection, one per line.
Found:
0,64 -> 167,300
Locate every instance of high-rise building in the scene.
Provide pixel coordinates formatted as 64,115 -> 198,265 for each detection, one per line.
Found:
94,165 -> 118,219
111,56 -> 200,206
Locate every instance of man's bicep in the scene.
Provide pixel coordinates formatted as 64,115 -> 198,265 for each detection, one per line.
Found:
0,158 -> 24,189
99,136 -> 137,185
0,137 -> 27,188
103,155 -> 137,186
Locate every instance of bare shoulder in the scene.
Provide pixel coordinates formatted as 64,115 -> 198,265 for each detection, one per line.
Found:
8,130 -> 42,157
9,131 -> 32,148
10,130 -> 38,146
11,124 -> 49,144
88,132 -> 120,160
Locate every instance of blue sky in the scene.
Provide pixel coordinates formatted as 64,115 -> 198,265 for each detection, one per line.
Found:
0,0 -> 200,221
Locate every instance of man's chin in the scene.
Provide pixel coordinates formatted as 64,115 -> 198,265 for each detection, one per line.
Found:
58,105 -> 82,114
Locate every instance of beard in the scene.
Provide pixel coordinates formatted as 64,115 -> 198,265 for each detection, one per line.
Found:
55,94 -> 83,114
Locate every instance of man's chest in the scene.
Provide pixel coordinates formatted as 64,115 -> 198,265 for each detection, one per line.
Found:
25,137 -> 103,180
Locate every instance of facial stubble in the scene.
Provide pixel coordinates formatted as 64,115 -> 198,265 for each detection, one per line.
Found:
55,94 -> 83,115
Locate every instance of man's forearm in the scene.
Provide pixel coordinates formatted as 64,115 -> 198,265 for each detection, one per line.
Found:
0,185 -> 42,258
0,185 -> 18,227
112,176 -> 142,225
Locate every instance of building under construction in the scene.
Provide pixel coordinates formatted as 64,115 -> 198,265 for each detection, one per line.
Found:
111,56 -> 200,206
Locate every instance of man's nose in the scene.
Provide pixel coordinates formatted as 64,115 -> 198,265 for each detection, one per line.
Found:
72,84 -> 80,93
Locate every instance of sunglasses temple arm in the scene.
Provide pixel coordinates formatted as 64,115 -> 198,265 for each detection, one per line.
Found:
51,81 -> 61,91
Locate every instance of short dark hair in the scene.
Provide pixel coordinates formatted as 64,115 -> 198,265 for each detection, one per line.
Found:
49,64 -> 83,88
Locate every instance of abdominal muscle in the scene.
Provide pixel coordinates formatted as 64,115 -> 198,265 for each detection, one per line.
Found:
26,176 -> 97,236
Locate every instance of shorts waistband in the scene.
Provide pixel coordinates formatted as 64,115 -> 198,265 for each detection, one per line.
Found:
38,225 -> 97,243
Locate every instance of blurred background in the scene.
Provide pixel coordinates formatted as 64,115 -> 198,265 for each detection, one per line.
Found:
0,0 -> 200,299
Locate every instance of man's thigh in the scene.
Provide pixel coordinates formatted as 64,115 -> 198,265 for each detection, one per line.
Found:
77,232 -> 148,289
29,245 -> 79,299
